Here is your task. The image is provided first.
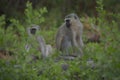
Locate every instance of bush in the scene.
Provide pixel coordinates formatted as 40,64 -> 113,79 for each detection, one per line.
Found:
0,0 -> 120,80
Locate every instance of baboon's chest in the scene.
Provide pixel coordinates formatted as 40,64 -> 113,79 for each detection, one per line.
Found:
71,27 -> 80,36
63,29 -> 72,39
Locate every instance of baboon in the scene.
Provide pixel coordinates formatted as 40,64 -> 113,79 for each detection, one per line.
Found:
26,24 -> 40,52
56,13 -> 84,56
26,24 -> 53,58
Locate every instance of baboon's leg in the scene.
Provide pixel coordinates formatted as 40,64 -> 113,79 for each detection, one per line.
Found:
77,35 -> 84,48
45,45 -> 53,57
36,36 -> 46,58
61,36 -> 72,55
71,32 -> 83,56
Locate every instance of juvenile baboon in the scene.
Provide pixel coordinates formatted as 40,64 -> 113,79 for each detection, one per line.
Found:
56,13 -> 84,56
26,24 -> 40,52
26,24 -> 53,58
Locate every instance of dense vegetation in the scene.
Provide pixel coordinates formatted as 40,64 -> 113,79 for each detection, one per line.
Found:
0,0 -> 120,80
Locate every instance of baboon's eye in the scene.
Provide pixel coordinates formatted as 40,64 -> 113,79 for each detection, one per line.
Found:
66,15 -> 71,18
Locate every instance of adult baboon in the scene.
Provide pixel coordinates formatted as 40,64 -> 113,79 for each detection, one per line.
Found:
56,13 -> 84,56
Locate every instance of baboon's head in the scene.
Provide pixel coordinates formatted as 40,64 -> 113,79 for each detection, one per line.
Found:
27,24 -> 40,35
64,13 -> 79,28
30,25 -> 40,35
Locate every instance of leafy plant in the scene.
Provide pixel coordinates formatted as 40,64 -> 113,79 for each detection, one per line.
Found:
25,1 -> 47,25
0,0 -> 120,80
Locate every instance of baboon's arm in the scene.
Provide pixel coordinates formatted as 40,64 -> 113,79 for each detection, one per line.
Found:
36,36 -> 46,57
56,30 -> 63,50
72,31 -> 79,47
79,36 -> 84,48
78,24 -> 84,48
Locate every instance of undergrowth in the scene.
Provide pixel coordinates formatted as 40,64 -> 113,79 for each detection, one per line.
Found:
0,0 -> 120,80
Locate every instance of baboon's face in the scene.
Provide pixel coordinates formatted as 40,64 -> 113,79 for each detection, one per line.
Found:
29,25 -> 40,35
30,28 -> 36,35
64,13 -> 78,28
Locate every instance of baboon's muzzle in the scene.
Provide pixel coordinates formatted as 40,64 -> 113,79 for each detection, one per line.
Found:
30,28 -> 36,35
65,19 -> 71,28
